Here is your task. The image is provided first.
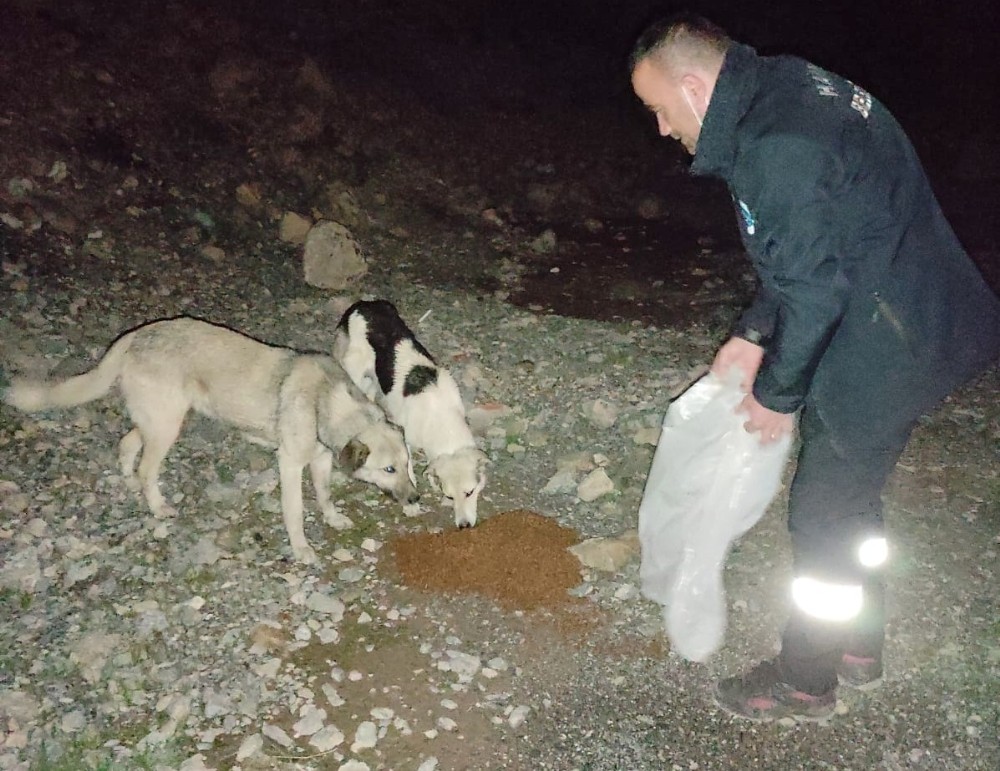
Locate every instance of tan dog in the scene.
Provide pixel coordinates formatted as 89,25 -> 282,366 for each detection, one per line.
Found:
3,317 -> 417,564
334,300 -> 488,527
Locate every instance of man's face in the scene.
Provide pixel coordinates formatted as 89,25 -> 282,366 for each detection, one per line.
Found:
631,58 -> 702,155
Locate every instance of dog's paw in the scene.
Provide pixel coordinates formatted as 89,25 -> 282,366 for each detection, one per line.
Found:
293,544 -> 319,565
150,502 -> 178,519
323,508 -> 354,531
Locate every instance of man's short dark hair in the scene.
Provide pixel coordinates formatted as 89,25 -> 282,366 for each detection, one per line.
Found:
629,13 -> 732,74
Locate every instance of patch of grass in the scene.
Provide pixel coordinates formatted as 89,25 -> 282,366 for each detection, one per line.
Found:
183,567 -> 218,591
0,586 -> 34,613
29,734 -> 181,771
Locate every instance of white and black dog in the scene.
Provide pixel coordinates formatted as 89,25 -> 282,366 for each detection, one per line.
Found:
334,300 -> 488,528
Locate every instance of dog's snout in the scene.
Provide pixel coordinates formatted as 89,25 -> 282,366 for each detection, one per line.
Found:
457,521 -> 472,529
406,491 -> 420,504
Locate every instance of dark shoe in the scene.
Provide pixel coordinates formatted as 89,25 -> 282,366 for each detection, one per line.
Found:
837,652 -> 883,690
714,659 -> 836,722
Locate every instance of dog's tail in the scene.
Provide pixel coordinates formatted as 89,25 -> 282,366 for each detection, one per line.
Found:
3,330 -> 137,412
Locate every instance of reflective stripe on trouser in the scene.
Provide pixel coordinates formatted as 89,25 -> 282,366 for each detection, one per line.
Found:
780,402 -> 904,694
791,537 -> 888,621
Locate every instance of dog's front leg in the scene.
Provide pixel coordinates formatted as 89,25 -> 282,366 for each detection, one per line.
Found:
310,447 -> 354,531
278,449 -> 317,565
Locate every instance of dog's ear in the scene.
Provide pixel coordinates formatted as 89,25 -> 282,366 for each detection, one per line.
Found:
406,443 -> 417,487
339,438 -> 369,470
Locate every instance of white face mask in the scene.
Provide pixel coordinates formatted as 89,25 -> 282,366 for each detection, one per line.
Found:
682,87 -> 703,128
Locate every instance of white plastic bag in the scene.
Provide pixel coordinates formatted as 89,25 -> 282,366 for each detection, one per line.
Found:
638,371 -> 792,662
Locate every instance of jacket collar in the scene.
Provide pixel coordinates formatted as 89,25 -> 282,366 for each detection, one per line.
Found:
690,43 -> 762,180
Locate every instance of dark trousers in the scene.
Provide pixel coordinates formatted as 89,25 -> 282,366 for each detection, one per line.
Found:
778,398 -> 909,694
774,290 -> 998,695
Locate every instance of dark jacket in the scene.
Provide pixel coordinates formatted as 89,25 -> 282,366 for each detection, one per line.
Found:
692,44 -> 1000,414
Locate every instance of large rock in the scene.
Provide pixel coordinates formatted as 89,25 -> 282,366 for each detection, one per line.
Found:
569,529 -> 640,572
303,221 -> 367,289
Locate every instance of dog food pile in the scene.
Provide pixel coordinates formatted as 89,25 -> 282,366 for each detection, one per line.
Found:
391,510 -> 582,611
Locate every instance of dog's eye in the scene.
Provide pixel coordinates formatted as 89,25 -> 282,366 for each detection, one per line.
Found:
384,465 -> 396,474
464,490 -> 475,498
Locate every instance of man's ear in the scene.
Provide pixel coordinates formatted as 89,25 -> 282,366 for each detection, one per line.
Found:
339,439 -> 369,471
680,72 -> 701,96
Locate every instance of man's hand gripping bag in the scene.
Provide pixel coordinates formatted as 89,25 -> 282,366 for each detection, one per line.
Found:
638,371 -> 792,662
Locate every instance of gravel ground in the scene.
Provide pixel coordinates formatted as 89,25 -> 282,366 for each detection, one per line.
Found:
1,249 -> 998,771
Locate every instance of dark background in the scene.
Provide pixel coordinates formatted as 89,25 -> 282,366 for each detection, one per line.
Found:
212,0 -> 999,129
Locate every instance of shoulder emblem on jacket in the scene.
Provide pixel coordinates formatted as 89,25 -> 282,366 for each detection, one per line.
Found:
738,199 -> 757,236
807,64 -> 839,98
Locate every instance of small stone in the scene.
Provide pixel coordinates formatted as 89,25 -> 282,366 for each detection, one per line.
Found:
370,707 -> 395,721
293,705 -> 327,737
303,220 -> 367,290
541,468 -> 577,495
254,658 -> 281,679
436,716 -> 458,732
60,710 -> 86,733
568,531 -> 639,572
322,683 -> 346,707
236,734 -> 263,761
200,245 -> 226,263
530,228 -> 557,254
189,536 -> 222,566
445,650 -> 481,680
263,723 -> 294,748
339,567 -> 366,583
351,720 -> 377,752
588,399 -> 619,429
576,468 -> 615,502
235,183 -> 262,210
178,754 -> 213,771
309,725 -> 344,752
417,758 -> 439,771
508,705 -> 530,729
279,211 -> 313,244
633,426 -> 661,445
614,583 -> 639,601
306,592 -> 346,619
